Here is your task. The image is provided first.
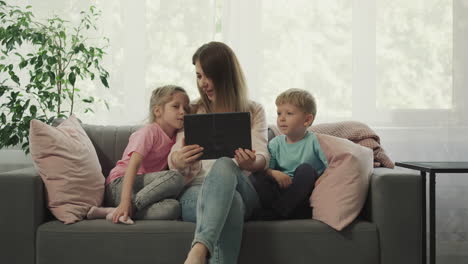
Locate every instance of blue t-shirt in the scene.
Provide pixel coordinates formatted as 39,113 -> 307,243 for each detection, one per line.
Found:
268,131 -> 328,177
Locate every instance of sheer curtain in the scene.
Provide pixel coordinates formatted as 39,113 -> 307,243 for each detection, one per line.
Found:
3,0 -> 468,261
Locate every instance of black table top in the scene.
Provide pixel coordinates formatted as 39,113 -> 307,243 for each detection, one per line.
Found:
395,162 -> 468,173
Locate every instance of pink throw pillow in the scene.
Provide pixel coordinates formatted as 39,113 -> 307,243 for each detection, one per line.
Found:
310,134 -> 373,231
29,115 -> 104,224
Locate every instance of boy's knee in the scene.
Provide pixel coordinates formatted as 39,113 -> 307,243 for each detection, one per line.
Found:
296,163 -> 316,174
295,163 -> 318,181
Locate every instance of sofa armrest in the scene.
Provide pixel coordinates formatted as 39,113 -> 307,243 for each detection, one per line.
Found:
364,168 -> 422,264
0,167 -> 46,264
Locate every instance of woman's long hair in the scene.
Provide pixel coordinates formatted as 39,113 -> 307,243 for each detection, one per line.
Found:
192,42 -> 250,113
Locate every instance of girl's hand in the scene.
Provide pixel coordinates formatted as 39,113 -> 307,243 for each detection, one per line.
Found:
234,148 -> 256,172
270,169 -> 292,189
173,138 -> 203,170
112,200 -> 132,224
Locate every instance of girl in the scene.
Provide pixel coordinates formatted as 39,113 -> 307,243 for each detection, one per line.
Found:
169,42 -> 269,264
87,85 -> 190,224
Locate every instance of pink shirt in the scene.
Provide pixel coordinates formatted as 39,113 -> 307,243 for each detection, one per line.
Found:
106,123 -> 176,185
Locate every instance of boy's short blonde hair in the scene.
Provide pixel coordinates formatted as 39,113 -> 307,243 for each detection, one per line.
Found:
275,88 -> 317,116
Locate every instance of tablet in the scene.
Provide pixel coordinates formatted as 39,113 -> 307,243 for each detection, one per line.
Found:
184,112 -> 251,160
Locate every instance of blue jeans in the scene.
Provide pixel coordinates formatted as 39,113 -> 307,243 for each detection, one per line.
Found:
105,170 -> 184,220
178,157 -> 260,264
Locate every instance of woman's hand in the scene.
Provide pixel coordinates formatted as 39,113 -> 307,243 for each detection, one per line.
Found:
172,138 -> 203,170
269,169 -> 292,189
234,148 -> 257,172
112,199 -> 133,223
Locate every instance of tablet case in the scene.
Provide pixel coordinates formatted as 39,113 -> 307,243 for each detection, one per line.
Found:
184,112 -> 251,160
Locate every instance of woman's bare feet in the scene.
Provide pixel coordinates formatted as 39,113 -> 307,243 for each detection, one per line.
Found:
184,242 -> 208,264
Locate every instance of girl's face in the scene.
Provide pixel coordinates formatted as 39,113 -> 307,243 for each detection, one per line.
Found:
156,92 -> 190,132
195,60 -> 216,102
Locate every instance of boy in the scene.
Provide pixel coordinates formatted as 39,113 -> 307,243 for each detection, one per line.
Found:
252,88 -> 328,220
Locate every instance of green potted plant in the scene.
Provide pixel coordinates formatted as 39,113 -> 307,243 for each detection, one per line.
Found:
0,1 -> 110,154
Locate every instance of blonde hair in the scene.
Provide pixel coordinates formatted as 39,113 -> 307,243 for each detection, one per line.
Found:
192,41 -> 250,113
275,88 -> 317,116
148,85 -> 188,123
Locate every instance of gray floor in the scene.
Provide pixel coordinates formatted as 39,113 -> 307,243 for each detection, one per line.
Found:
436,179 -> 468,264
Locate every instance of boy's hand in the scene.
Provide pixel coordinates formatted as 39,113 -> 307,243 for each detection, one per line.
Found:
173,138 -> 203,170
234,148 -> 256,171
270,169 -> 292,188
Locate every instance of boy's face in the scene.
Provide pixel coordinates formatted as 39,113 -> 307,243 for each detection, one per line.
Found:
276,103 -> 313,139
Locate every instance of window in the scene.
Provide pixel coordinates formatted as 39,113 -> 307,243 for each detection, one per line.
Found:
21,0 -> 462,127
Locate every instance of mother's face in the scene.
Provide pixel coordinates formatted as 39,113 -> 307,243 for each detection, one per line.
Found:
195,60 -> 216,102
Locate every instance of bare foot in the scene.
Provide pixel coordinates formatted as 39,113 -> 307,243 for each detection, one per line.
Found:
105,212 -> 134,225
184,243 -> 208,264
87,206 -> 115,219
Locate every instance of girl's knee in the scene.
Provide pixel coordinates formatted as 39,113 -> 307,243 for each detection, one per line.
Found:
169,170 -> 184,187
160,170 -> 184,193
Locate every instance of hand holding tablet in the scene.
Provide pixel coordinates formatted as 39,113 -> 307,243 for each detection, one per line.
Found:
184,112 -> 252,160
234,148 -> 257,171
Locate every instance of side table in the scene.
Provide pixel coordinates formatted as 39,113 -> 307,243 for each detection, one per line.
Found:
395,162 -> 468,264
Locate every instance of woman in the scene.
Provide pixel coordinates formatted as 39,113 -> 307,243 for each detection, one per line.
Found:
169,41 -> 269,264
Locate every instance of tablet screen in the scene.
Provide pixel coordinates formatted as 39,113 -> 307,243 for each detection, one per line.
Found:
184,112 -> 251,160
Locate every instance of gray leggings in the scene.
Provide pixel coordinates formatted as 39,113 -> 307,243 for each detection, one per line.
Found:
105,170 -> 184,220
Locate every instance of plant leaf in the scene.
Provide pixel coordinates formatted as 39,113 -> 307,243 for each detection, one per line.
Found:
100,75 -> 108,88
68,72 -> 76,86
84,107 -> 94,113
29,105 -> 37,116
47,56 -> 56,64
10,73 -> 20,85
19,60 -> 28,69
82,96 -> 94,103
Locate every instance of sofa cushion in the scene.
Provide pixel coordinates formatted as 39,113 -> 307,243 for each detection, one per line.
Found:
83,125 -> 139,178
240,220 -> 379,264
311,134 -> 373,231
36,219 -> 378,264
29,115 -> 105,224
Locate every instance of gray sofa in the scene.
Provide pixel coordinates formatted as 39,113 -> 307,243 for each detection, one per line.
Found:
0,124 -> 423,264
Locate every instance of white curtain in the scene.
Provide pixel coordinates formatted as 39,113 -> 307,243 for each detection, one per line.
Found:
4,0 -> 468,261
